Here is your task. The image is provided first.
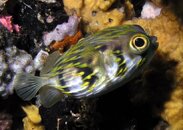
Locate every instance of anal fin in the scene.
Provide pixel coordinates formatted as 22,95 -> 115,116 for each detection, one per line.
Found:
38,86 -> 63,108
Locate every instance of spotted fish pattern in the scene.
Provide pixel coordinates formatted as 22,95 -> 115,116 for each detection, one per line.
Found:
14,25 -> 158,107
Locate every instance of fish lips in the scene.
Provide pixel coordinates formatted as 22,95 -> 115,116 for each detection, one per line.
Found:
150,36 -> 159,50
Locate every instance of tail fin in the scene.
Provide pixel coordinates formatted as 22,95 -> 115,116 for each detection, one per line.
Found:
13,73 -> 48,101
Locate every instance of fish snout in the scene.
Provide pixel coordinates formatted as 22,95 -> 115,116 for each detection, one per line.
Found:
150,36 -> 158,50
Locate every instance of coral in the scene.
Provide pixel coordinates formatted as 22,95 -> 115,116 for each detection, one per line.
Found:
141,1 -> 161,19
0,45 -> 35,97
0,0 -> 7,11
162,87 -> 183,130
23,117 -> 44,130
84,9 -> 125,33
154,0 -> 183,22
63,0 -> 134,33
168,0 -> 183,22
38,0 -> 56,3
0,0 -> 70,98
0,46 -> 55,97
6,0 -> 68,56
0,22 -> 54,98
7,46 -> 34,74
125,8 -> 183,130
33,50 -> 49,71
22,105 -> 44,130
0,112 -> 13,130
49,30 -> 83,52
43,15 -> 80,46
0,23 -> 35,98
0,16 -> 20,32
150,0 -> 163,7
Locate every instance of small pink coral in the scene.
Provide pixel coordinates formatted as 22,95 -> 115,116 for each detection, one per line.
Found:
0,16 -> 20,32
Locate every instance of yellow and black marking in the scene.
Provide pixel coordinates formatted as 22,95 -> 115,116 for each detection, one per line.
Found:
78,67 -> 98,90
137,58 -> 146,67
57,69 -> 71,94
94,44 -> 108,51
112,48 -> 127,77
56,59 -> 98,95
116,67 -> 128,77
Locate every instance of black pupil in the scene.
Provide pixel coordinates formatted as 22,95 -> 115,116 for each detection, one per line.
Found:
134,38 -> 145,47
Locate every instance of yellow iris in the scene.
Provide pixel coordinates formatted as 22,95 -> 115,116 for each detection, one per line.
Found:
129,34 -> 150,54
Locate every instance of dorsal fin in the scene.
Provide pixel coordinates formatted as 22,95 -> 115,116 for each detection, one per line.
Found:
40,51 -> 61,75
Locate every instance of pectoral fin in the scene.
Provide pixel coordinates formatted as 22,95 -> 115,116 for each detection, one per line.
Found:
40,51 -> 61,75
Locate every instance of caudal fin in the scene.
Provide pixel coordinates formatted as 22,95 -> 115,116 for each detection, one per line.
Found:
13,73 -> 47,101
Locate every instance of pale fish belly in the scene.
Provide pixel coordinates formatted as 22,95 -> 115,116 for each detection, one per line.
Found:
91,52 -> 119,95
92,53 -> 142,95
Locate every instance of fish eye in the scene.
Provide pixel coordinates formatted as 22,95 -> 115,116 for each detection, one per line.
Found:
129,34 -> 150,54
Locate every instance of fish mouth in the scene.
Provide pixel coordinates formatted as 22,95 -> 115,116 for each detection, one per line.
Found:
150,36 -> 159,50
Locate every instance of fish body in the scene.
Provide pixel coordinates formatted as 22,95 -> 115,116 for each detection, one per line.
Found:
13,25 -> 158,107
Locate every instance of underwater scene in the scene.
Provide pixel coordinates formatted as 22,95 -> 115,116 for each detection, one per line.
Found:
0,0 -> 183,130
